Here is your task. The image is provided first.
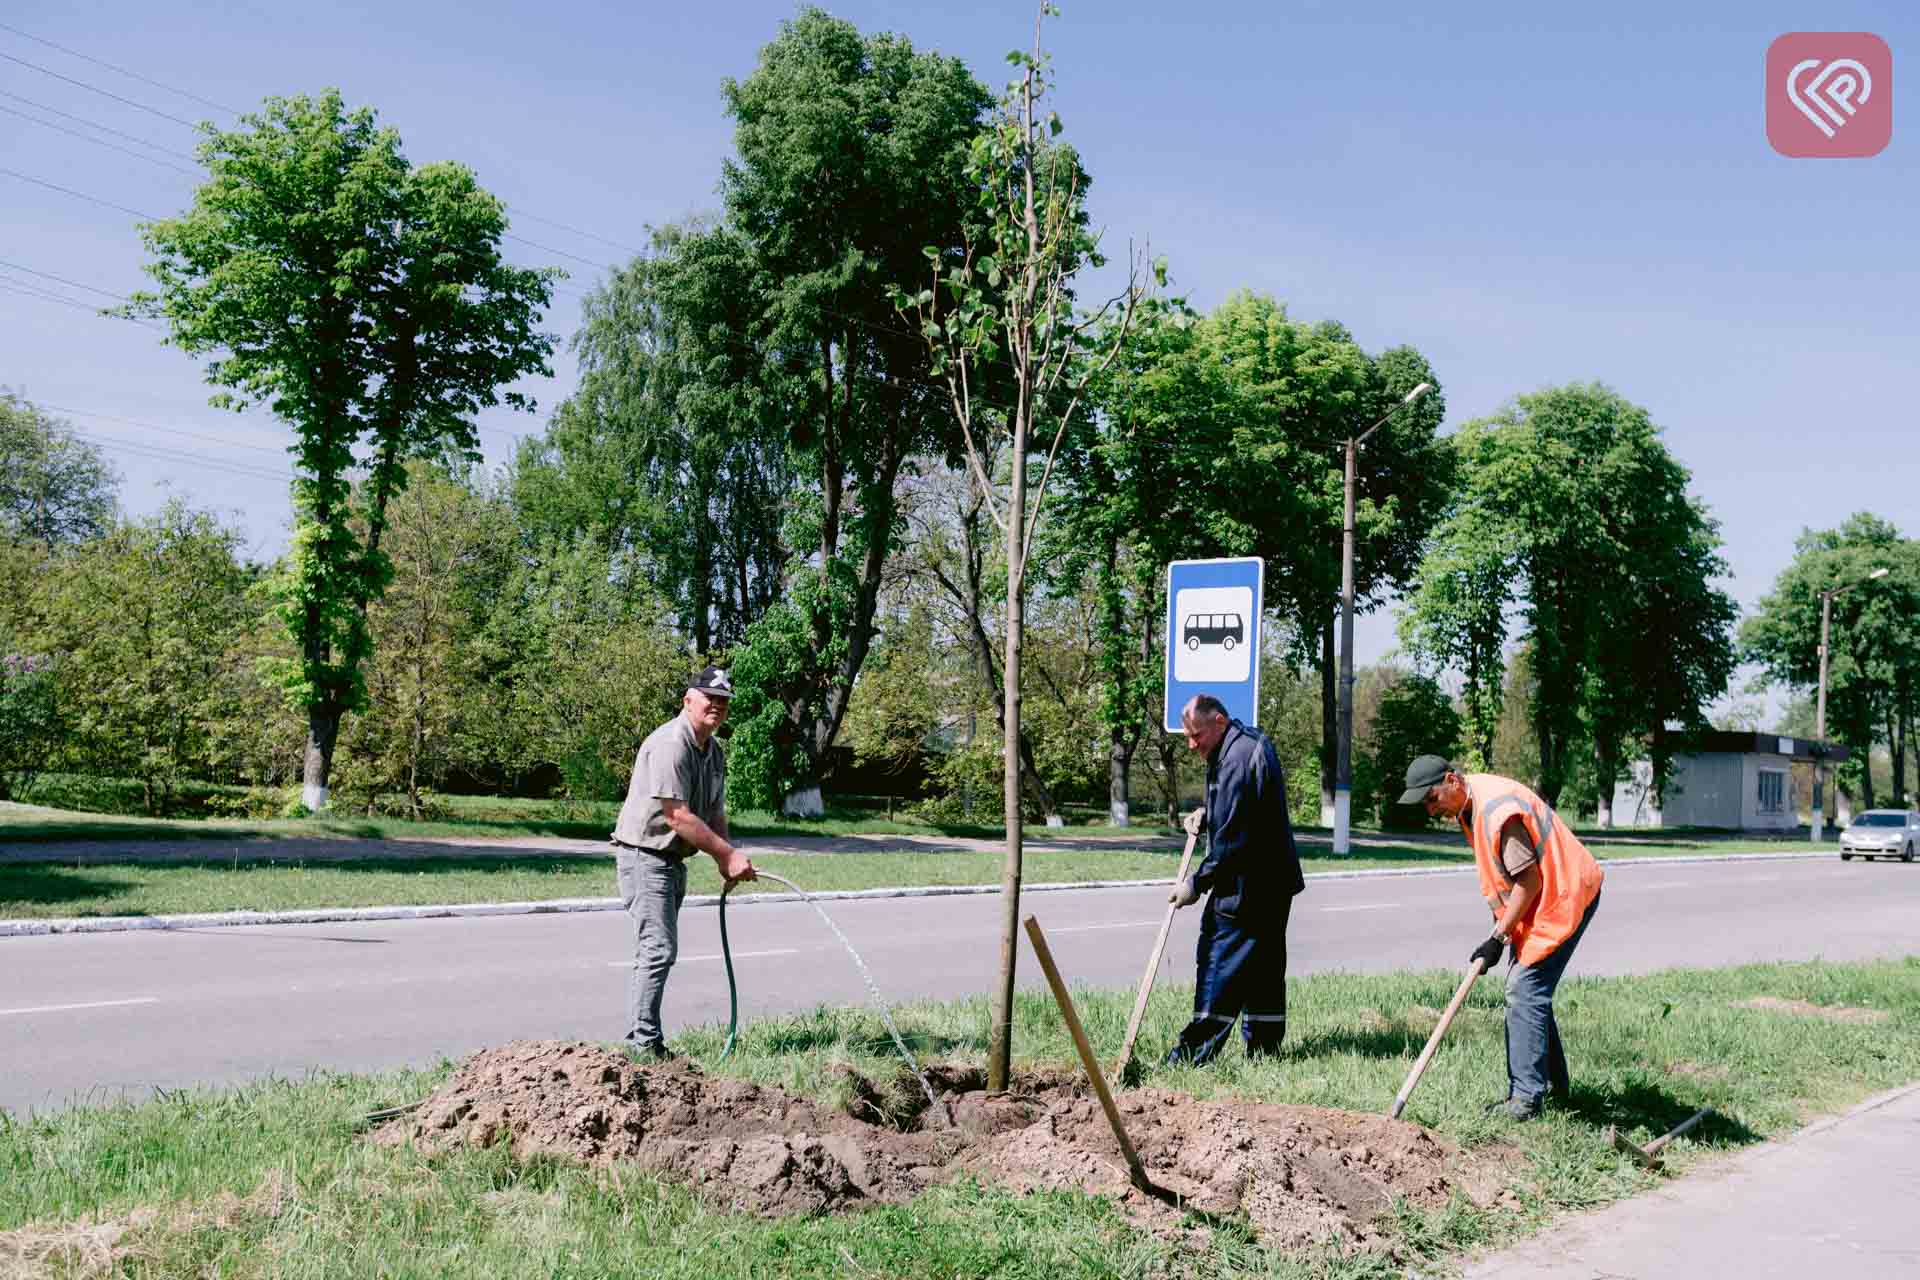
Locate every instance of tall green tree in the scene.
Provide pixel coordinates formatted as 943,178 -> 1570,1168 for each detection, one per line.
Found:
515,221 -> 796,652
719,8 -> 994,816
1742,514 -> 1916,812
1402,383 -> 1737,812
0,392 -> 118,546
1059,292 -> 1448,825
125,89 -> 556,811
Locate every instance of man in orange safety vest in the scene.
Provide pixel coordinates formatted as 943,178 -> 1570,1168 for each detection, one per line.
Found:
1399,755 -> 1604,1120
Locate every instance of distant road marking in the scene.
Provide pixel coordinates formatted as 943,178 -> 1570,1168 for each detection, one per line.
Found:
607,949 -> 800,967
1747,875 -> 1782,882
1320,904 -> 1399,913
0,997 -> 159,1017
1050,921 -> 1160,933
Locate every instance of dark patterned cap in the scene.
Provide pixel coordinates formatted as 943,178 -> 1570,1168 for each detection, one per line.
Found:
1397,754 -> 1452,805
689,667 -> 734,699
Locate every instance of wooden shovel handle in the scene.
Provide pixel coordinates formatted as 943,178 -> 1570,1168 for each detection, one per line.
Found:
1388,957 -> 1488,1119
1114,809 -> 1205,1077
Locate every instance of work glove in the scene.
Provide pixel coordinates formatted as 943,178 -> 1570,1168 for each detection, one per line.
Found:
1469,934 -> 1506,970
1168,877 -> 1200,908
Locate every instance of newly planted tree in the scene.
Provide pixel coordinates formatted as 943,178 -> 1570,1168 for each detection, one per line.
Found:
896,5 -> 1147,1088
125,90 -> 555,810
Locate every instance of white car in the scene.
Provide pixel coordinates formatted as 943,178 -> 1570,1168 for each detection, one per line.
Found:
1838,810 -> 1920,863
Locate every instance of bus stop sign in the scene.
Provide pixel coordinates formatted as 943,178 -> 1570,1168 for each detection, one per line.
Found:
1164,556 -> 1264,731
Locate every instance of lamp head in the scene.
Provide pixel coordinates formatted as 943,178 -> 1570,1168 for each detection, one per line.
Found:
1403,382 -> 1433,405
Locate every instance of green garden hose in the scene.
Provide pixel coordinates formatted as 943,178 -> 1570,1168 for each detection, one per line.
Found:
717,879 -> 740,1060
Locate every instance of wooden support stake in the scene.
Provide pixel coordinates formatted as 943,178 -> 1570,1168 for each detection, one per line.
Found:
1024,914 -> 1153,1193
1115,808 -> 1205,1078
1388,957 -> 1488,1119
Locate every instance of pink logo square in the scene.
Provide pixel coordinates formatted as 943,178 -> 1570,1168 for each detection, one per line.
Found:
1767,33 -> 1892,158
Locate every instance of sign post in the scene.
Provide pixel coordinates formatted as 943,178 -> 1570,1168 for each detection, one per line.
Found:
1164,557 -> 1264,732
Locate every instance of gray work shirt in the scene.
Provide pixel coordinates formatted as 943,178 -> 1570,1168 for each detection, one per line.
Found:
611,712 -> 726,857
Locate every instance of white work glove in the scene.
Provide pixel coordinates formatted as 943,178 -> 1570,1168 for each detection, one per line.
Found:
1168,877 -> 1200,908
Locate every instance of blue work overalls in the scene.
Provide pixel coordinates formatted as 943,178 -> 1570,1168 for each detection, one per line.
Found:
1166,720 -> 1306,1065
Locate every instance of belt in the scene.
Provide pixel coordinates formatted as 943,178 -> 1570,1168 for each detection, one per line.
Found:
611,838 -> 693,864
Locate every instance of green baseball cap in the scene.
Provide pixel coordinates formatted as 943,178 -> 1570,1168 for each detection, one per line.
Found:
1397,755 -> 1453,806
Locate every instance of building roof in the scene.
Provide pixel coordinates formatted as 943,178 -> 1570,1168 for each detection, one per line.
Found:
1671,731 -> 1850,762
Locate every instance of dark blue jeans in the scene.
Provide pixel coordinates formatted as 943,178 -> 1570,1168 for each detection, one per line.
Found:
1166,895 -> 1292,1066
1504,891 -> 1600,1105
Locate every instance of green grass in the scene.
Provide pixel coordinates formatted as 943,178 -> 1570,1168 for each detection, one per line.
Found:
0,842 -> 1473,919
0,794 -> 1030,845
3,958 -> 1915,1278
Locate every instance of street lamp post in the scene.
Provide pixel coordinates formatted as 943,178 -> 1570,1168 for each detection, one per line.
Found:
1812,565 -> 1889,844
1335,381 -> 1432,855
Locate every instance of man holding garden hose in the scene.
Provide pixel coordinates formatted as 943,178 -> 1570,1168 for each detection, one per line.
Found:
610,667 -> 756,1061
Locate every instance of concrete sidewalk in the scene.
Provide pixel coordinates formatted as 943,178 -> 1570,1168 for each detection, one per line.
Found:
1462,1081 -> 1920,1278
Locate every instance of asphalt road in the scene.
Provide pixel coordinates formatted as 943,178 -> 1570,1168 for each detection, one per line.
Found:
2,856 -> 1914,1115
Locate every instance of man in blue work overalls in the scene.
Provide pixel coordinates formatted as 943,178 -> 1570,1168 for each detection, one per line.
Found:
1164,693 -> 1306,1066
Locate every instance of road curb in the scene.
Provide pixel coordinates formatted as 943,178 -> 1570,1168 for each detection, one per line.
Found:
0,849 -> 1837,938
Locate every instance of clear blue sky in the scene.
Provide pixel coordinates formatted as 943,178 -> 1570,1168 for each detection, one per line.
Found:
3,1 -> 1913,695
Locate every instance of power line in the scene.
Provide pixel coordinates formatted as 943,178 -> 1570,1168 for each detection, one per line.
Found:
0,258 -> 135,299
505,207 -> 644,258
0,102 -> 200,176
0,165 -> 158,219
501,232 -> 609,272
0,19 -> 240,117
0,25 -> 644,267
69,427 -> 292,483
0,48 -> 203,128
0,168 -> 592,300
0,88 -> 197,160
0,279 -> 162,329
42,402 -> 293,457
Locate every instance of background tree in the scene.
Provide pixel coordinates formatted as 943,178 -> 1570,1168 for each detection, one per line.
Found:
720,9 -> 993,814
1742,513 -> 1914,811
34,501 -> 251,814
125,89 -> 556,811
1352,669 -> 1462,827
0,653 -> 60,802
897,3 -> 1146,1089
1402,383 -> 1737,812
331,465 -> 510,816
0,392 -> 118,546
514,220 -> 795,653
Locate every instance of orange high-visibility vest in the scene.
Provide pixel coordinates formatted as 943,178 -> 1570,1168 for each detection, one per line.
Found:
1457,773 -> 1603,966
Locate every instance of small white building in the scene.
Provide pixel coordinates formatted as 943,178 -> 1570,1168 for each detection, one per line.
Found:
1611,732 -> 1851,831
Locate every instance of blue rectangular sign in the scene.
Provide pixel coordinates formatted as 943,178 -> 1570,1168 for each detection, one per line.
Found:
1164,557 -> 1264,732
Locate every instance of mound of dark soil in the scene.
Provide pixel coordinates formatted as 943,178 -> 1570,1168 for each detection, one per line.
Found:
378,1039 -> 1495,1247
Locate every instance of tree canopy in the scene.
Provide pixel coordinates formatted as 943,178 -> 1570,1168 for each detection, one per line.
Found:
1401,383 -> 1737,812
125,89 -> 557,809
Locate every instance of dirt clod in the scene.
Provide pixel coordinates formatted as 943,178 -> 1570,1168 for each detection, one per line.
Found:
378,1039 -> 1497,1246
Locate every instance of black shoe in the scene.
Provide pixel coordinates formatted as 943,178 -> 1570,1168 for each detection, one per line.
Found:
626,1042 -> 675,1064
1484,1095 -> 1541,1120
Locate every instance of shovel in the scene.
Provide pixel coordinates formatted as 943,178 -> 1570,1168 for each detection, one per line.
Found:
1608,1107 -> 1713,1169
1388,956 -> 1489,1119
1113,807 -> 1206,1079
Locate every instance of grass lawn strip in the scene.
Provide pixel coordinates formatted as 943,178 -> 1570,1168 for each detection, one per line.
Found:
2,958 -> 1914,1278
0,842 -> 1824,923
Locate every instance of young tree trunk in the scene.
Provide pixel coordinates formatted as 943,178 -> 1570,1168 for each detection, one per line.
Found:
1319,618 -> 1336,826
988,409 -> 1028,1092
